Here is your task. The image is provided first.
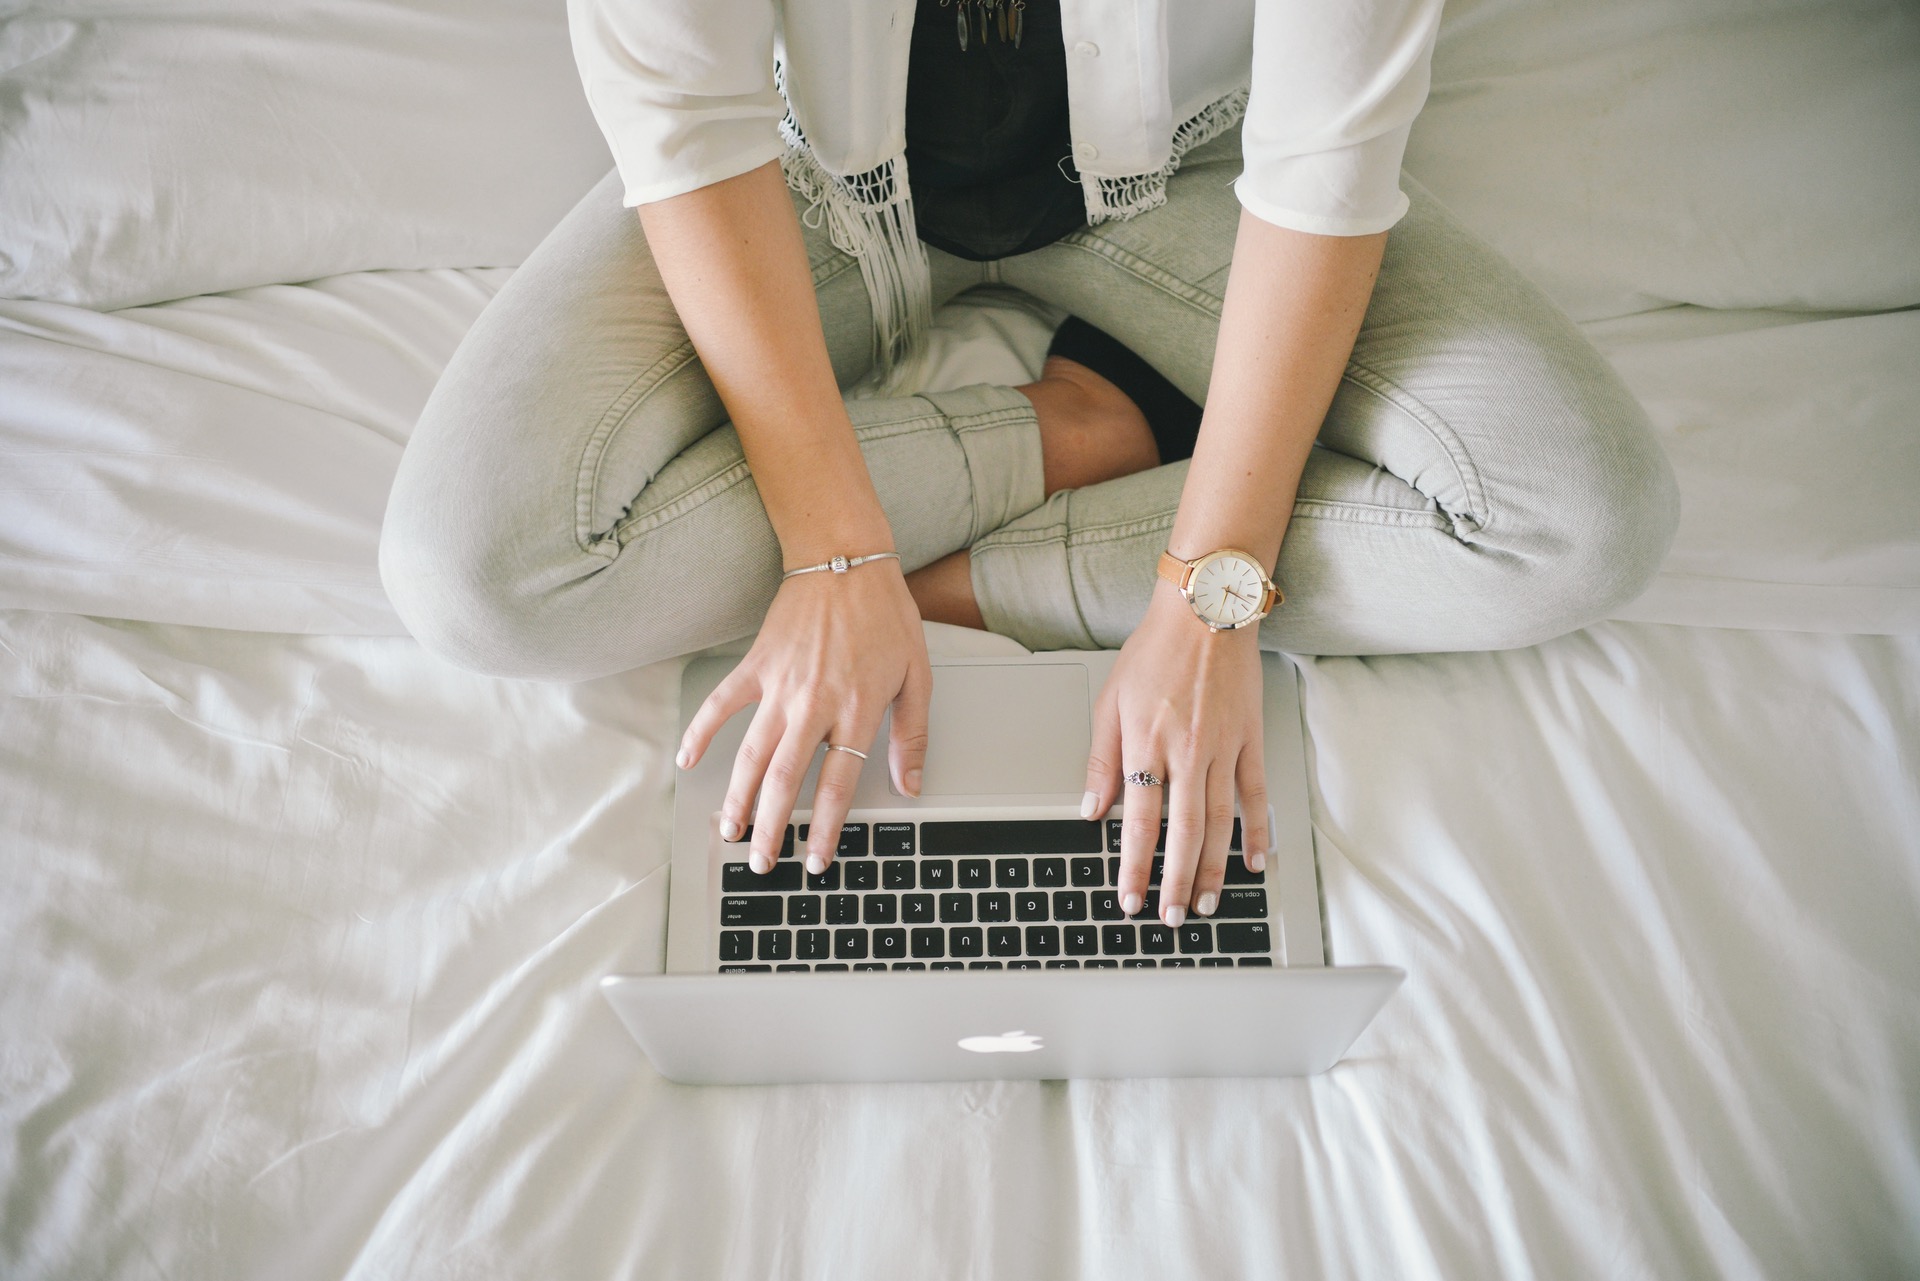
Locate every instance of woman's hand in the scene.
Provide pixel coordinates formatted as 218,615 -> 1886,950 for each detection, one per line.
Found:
1082,583 -> 1272,927
677,561 -> 932,875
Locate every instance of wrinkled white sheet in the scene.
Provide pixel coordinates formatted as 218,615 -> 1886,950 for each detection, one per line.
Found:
3,609 -> 1915,1279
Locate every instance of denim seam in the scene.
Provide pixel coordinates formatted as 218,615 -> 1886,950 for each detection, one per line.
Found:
1337,362 -> 1491,534
1051,235 -> 1224,318
576,253 -> 863,554
605,415 -> 953,547
972,527 -> 1099,648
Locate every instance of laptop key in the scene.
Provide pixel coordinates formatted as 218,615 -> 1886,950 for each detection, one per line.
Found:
1070,857 -> 1104,887
826,894 -> 859,924
1223,855 -> 1263,885
854,963 -> 888,971
1217,888 -> 1268,918
1161,957 -> 1196,968
1105,821 -> 1123,853
833,928 -> 869,960
1053,891 -> 1087,921
873,928 -> 906,959
789,895 -> 822,926
922,819 -> 1102,856
883,861 -> 916,890
845,861 -> 879,891
720,964 -> 772,972
910,927 -> 945,958
1015,892 -> 1048,921
978,892 -> 1012,922
798,929 -> 829,960
798,822 -> 869,858
1045,959 -> 1080,969
891,962 -> 926,971
1091,891 -> 1124,920
968,961 -> 1003,970
1200,956 -> 1234,968
1009,960 -> 1042,970
732,824 -> 795,858
723,861 -> 802,893
1085,958 -> 1119,969
994,859 -> 1029,889
1129,890 -> 1161,922
805,862 -> 841,892
1034,858 -> 1067,887
920,859 -> 954,889
1101,925 -> 1137,955
873,822 -> 915,856
903,893 -> 936,923
1123,958 -> 1157,969
987,926 -> 1021,957
862,894 -> 898,925
757,929 -> 793,961
1216,922 -> 1271,953
958,858 -> 992,889
776,964 -> 810,972
948,927 -> 984,958
937,893 -> 973,923
1237,956 -> 1273,967
722,896 -> 781,927
1140,924 -> 1176,955
719,930 -> 752,961
1177,922 -> 1214,954
931,962 -> 964,971
814,963 -> 849,972
1063,925 -> 1098,955
1024,926 -> 1060,956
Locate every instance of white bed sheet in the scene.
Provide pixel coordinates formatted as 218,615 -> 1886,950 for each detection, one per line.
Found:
3,609 -> 1915,1279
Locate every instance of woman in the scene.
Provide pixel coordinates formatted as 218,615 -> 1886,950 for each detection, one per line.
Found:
379,0 -> 1677,930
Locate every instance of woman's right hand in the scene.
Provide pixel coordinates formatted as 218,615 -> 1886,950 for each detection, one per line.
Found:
676,559 -> 932,874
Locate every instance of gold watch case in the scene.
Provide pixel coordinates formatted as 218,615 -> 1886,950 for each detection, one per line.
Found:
1156,548 -> 1281,632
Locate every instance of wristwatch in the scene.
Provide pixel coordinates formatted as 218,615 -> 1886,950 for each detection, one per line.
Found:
1157,547 -> 1281,632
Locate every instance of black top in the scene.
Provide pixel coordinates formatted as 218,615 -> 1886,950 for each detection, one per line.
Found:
904,0 -> 1086,261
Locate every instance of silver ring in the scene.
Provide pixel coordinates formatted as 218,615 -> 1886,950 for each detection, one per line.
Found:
825,743 -> 869,760
1124,769 -> 1164,788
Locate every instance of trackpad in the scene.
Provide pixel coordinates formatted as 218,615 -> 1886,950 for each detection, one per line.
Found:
916,664 -> 1090,796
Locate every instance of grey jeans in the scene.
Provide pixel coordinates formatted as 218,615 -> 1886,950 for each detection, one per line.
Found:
381,131 -> 1678,681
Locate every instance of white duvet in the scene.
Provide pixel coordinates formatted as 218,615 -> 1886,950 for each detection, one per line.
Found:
2,611 -> 1914,1278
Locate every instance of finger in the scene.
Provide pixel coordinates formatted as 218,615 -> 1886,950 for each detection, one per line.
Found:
1231,738 -> 1272,887
680,665 -> 756,770
1160,753 -> 1207,927
751,720 -> 825,870
1081,692 -> 1123,821
1116,751 -> 1161,919
1188,756 -> 1236,919
721,704 -> 786,865
807,727 -> 877,873
887,658 -> 932,798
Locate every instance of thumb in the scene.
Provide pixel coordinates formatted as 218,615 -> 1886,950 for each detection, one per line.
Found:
889,659 -> 932,798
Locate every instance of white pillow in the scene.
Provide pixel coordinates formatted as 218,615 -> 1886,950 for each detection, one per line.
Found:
1405,0 -> 1920,321
0,1 -> 612,309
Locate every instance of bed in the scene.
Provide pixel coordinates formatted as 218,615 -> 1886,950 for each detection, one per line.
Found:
2,1 -> 1917,1277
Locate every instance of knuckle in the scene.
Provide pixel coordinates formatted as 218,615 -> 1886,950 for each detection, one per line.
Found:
1207,802 -> 1237,829
812,775 -> 854,808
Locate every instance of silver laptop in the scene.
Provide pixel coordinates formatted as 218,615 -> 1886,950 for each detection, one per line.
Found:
601,648 -> 1402,1083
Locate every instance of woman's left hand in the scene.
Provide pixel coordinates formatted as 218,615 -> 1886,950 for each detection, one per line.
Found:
1081,582 -> 1273,927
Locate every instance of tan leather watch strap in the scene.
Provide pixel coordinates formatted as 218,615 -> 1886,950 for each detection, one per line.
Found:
1157,550 -> 1193,590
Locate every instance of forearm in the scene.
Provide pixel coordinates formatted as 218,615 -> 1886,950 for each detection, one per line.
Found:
639,160 -> 892,564
1170,214 -> 1387,568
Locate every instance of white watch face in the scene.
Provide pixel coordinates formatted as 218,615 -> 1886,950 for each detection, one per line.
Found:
1187,553 -> 1268,627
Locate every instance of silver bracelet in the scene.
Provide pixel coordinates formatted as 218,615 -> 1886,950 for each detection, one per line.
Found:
781,551 -> 901,581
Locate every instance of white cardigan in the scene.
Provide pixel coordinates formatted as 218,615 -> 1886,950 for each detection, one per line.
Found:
569,0 -> 1441,372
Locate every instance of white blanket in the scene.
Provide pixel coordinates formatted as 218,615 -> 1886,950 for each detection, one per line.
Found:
3,610 -> 1915,1278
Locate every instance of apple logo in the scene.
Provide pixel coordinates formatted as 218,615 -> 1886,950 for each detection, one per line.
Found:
957,1029 -> 1043,1054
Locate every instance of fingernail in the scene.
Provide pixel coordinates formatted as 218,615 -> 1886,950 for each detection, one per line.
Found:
1121,892 -> 1143,915
751,853 -> 771,874
1246,850 -> 1266,874
905,768 -> 922,798
675,747 -> 691,769
806,853 -> 826,875
719,818 -> 742,842
1196,892 -> 1217,917
1164,904 -> 1187,928
1079,791 -> 1098,820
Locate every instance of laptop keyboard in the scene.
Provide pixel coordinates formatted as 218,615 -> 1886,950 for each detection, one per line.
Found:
714,817 -> 1274,972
